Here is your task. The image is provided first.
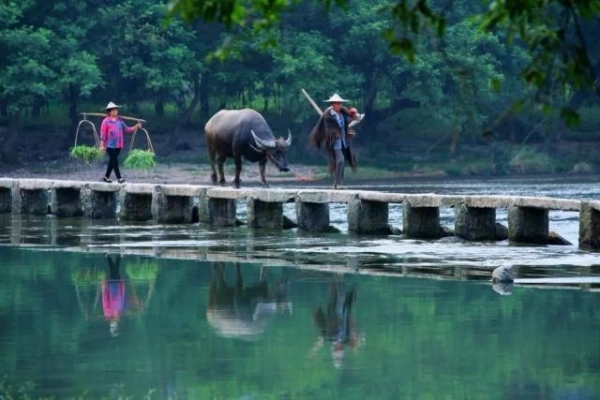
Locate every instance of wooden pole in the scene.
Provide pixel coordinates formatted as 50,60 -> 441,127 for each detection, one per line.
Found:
301,89 -> 323,116
80,112 -> 147,123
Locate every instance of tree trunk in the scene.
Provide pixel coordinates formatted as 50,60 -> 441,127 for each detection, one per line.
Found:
61,84 -> 80,151
165,74 -> 202,153
154,101 -> 164,117
199,73 -> 210,120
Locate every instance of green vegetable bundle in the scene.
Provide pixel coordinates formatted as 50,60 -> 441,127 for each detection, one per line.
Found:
70,145 -> 104,164
124,149 -> 157,170
125,262 -> 158,280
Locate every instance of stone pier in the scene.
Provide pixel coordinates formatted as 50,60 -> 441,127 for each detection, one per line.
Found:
347,198 -> 389,234
296,200 -> 330,232
82,183 -> 120,219
508,206 -> 549,244
403,202 -> 442,239
206,188 -> 245,227
579,201 -> 600,251
208,198 -> 237,226
13,179 -> 53,215
152,184 -> 201,224
120,184 -> 153,221
0,179 -> 13,213
51,181 -> 86,217
245,189 -> 294,229
197,187 -> 210,223
455,205 -> 496,241
294,191 -> 348,233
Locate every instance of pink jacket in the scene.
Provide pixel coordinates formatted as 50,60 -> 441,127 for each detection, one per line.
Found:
100,117 -> 135,149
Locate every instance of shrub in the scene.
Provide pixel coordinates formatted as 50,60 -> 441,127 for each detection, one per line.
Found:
509,146 -> 555,174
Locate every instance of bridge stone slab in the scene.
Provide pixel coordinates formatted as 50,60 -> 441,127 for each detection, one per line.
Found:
464,196 -> 513,209
404,194 -> 463,208
512,196 -> 580,211
296,190 -> 357,204
247,188 -> 296,203
358,191 -> 405,203
207,187 -> 253,200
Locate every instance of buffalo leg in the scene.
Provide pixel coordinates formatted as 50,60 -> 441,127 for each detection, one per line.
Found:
208,149 -> 218,184
233,156 -> 243,188
258,158 -> 269,187
217,154 -> 227,185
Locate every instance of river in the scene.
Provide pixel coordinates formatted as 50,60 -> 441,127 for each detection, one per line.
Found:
0,176 -> 599,399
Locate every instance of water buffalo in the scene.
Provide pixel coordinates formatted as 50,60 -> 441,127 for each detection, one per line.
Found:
204,108 -> 292,188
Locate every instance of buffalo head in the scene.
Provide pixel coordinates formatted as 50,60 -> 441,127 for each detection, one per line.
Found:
251,130 -> 292,172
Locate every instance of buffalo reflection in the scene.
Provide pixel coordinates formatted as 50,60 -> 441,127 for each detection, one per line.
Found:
310,280 -> 363,368
206,262 -> 291,341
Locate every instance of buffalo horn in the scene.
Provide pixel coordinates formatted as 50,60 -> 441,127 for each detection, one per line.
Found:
285,129 -> 292,147
251,130 -> 275,149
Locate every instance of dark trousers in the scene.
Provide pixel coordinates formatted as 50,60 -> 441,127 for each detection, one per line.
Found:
104,148 -> 122,180
334,148 -> 345,185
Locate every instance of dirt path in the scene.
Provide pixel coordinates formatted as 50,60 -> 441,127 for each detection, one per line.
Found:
1,157 -> 324,187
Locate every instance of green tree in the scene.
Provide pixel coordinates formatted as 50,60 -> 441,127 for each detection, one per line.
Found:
168,0 -> 600,123
0,2 -> 59,163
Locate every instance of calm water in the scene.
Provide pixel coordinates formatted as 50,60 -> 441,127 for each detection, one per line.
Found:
0,177 -> 599,399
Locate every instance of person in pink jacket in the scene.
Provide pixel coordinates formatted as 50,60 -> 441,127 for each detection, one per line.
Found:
100,102 -> 141,183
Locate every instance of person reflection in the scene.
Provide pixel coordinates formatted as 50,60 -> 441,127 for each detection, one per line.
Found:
102,254 -> 127,336
311,280 -> 362,368
206,262 -> 292,340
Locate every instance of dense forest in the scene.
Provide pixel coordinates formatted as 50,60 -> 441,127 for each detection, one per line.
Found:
1,0 -> 599,175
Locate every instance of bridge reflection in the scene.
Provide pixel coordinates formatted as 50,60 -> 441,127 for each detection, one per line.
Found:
2,214 -> 599,294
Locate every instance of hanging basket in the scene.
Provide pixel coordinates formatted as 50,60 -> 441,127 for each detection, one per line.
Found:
124,127 -> 156,170
70,114 -> 103,164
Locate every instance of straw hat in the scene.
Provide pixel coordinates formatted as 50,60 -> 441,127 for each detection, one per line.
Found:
103,101 -> 121,111
323,93 -> 347,103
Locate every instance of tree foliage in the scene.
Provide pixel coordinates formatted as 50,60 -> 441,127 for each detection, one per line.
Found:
0,0 -> 599,167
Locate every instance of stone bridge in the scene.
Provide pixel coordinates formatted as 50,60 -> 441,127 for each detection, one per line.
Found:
1,178 -> 599,251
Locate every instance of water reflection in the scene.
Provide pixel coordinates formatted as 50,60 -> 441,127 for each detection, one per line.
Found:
206,262 -> 292,340
72,254 -> 156,336
311,280 -> 363,369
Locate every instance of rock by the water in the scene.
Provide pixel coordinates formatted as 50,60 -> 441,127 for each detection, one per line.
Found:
492,265 -> 514,283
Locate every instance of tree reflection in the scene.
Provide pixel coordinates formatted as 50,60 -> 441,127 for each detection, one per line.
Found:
206,262 -> 292,340
310,279 -> 364,368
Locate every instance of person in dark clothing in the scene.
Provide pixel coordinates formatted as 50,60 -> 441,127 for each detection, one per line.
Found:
309,94 -> 361,189
311,281 -> 362,368
100,101 -> 141,184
